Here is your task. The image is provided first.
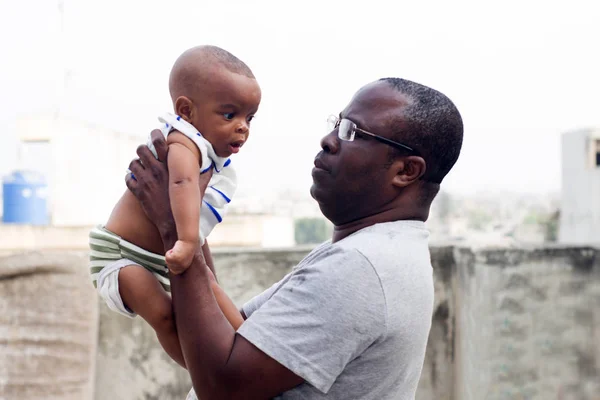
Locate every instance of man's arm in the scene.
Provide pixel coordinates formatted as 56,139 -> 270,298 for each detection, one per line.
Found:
126,131 -> 303,399
201,240 -> 216,278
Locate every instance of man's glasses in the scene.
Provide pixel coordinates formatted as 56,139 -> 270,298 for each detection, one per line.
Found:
327,115 -> 416,153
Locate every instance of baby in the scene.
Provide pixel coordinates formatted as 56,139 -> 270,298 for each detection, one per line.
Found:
89,45 -> 261,366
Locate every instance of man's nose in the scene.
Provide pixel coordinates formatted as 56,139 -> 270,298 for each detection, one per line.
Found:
320,130 -> 340,154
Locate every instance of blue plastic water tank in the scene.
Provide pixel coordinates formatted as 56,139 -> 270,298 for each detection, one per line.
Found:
2,170 -> 49,225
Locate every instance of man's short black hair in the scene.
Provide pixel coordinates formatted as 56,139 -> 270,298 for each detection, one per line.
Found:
379,78 -> 463,184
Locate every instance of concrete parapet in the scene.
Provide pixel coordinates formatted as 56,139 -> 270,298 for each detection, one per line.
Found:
0,252 -> 98,399
1,245 -> 598,399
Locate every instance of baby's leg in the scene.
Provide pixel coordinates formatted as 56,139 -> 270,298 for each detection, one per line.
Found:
165,141 -> 201,272
118,265 -> 185,368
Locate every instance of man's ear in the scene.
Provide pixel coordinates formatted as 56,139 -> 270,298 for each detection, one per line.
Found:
390,156 -> 427,188
174,96 -> 194,123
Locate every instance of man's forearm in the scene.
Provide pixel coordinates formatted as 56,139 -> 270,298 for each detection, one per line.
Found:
201,240 -> 217,278
162,228 -> 240,398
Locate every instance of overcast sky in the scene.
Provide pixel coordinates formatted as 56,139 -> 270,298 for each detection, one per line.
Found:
1,0 -> 599,197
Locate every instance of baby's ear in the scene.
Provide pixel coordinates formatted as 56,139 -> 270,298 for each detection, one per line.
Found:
174,96 -> 193,122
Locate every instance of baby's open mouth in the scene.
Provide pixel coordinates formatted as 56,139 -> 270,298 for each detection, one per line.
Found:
228,141 -> 244,153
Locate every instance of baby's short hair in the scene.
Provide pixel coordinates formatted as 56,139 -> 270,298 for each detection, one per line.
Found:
169,45 -> 255,100
197,45 -> 255,78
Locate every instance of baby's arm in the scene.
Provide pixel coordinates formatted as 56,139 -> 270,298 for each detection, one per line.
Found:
202,240 -> 244,329
165,132 -> 202,271
205,264 -> 245,330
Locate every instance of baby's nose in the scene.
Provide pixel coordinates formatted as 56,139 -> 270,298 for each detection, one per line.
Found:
236,121 -> 249,133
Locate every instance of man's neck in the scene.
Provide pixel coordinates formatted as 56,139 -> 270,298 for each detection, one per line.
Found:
331,206 -> 429,243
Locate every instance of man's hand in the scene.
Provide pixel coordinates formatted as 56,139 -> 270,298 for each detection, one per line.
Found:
125,129 -> 176,246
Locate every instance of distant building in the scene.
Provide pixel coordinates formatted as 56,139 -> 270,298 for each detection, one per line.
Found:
209,213 -> 295,248
14,113 -> 144,226
5,113 -> 297,248
559,128 -> 600,244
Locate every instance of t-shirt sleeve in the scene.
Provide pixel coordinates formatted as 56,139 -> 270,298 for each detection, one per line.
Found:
241,277 -> 286,318
236,248 -> 387,394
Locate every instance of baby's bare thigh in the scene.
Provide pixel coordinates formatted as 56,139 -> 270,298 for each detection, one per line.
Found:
118,265 -> 171,327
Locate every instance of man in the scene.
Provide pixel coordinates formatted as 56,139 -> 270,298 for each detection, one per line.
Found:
126,77 -> 463,399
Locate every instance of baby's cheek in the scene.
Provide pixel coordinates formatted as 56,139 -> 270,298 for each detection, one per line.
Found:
191,116 -> 207,134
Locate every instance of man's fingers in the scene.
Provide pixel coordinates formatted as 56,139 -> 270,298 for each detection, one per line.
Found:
150,129 -> 168,162
125,172 -> 138,192
136,144 -> 158,167
128,158 -> 145,177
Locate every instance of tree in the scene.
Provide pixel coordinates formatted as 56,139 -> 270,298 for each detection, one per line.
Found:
294,218 -> 331,245
543,210 -> 560,242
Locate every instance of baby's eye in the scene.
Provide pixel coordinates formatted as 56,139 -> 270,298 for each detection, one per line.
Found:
247,115 -> 255,123
223,112 -> 235,120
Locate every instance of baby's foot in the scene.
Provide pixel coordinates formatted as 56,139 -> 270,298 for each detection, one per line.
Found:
166,240 -> 196,274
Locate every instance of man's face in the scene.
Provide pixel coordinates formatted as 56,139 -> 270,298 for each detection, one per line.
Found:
310,81 -> 411,225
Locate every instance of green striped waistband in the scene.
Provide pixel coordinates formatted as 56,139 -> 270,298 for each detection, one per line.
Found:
89,225 -> 169,291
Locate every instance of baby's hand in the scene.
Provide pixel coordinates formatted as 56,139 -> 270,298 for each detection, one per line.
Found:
166,239 -> 196,274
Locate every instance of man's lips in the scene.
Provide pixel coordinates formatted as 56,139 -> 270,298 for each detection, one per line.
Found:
313,157 -> 330,172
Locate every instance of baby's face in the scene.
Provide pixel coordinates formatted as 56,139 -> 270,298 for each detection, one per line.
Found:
191,70 -> 262,158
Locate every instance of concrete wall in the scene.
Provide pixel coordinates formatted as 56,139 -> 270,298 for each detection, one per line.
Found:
0,225 -> 92,256
1,245 -> 599,400
0,252 -> 98,400
453,246 -> 600,400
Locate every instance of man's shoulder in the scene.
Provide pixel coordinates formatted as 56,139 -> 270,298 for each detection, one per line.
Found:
338,220 -> 429,253
304,221 -> 429,266
299,241 -> 370,272
334,220 -> 433,284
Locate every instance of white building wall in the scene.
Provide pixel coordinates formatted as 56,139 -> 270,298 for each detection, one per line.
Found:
261,216 -> 295,248
559,128 -> 600,244
16,114 -> 144,226
209,214 -> 295,248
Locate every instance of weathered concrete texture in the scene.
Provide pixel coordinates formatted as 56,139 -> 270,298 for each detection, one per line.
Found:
454,246 -> 600,400
0,251 -> 98,400
417,246 -> 457,400
2,246 -> 599,400
94,302 -> 192,400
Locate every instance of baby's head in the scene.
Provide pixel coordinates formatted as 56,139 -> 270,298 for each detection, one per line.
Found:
169,45 -> 262,157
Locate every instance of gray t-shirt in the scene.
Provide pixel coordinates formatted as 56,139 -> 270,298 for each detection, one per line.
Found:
237,220 -> 434,399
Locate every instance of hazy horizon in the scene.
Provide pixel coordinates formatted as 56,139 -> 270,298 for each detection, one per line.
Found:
2,0 -> 599,198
